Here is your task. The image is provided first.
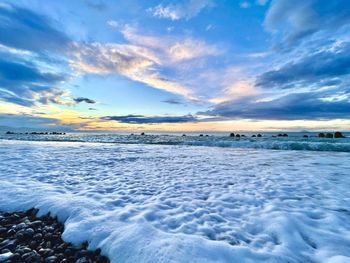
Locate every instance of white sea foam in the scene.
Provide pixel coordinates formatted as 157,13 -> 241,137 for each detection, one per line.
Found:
1,140 -> 350,262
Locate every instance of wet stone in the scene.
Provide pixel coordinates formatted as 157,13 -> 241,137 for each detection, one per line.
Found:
0,209 -> 110,263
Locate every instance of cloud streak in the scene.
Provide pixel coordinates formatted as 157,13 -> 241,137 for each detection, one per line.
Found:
102,114 -> 197,124
202,91 -> 350,120
73,97 -> 96,104
148,0 -> 214,20
0,3 -> 70,53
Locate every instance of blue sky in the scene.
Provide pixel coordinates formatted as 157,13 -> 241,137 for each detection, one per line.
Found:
0,0 -> 349,132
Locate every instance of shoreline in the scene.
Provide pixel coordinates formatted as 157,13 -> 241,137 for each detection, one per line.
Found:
0,208 -> 109,263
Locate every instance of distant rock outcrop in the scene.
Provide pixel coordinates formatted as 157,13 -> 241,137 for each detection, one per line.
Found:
334,131 -> 345,138
326,133 -> 334,138
230,133 -> 235,137
319,133 -> 325,138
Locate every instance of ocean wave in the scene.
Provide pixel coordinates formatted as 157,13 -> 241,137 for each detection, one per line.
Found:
1,133 -> 350,152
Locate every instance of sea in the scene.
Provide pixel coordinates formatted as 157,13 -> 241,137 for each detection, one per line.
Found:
0,132 -> 350,262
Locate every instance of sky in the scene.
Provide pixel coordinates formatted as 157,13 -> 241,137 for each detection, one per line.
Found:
0,0 -> 349,132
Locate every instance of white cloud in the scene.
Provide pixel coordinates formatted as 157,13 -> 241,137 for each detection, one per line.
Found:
209,80 -> 259,104
107,20 -> 119,28
256,0 -> 269,5
148,0 -> 214,20
121,25 -> 220,63
240,1 -> 251,9
70,42 -> 196,99
168,39 -> 220,62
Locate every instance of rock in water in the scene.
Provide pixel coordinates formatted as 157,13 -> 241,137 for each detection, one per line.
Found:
326,133 -> 334,138
334,131 -> 345,138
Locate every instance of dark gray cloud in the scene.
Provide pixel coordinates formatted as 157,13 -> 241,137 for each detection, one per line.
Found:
0,54 -> 68,104
102,114 -> 197,124
83,0 -> 107,11
257,42 -> 350,89
0,4 -> 71,107
74,97 -> 96,104
162,98 -> 183,105
0,3 -> 70,53
265,0 -> 350,46
0,55 -> 68,106
0,114 -> 76,132
202,92 -> 350,120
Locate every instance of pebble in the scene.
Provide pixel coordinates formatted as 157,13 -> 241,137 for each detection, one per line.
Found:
0,209 -> 110,263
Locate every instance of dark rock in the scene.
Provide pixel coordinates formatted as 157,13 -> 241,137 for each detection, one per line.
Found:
140,132 -> 145,136
95,255 -> 109,263
0,210 -> 110,263
283,134 -> 288,137
0,251 -> 13,261
33,233 -> 43,240
39,248 -> 53,256
29,240 -> 38,249
199,134 -> 203,137
235,134 -> 240,138
13,222 -> 27,230
22,250 -> 41,262
252,135 -> 256,137
0,239 -> 16,251
334,131 -> 345,138
326,133 -> 334,138
318,133 -> 325,138
16,228 -> 34,241
30,220 -> 42,228
257,134 -> 262,137
303,135 -> 309,138
11,252 -> 21,261
6,229 -> 15,236
76,256 -> 92,263
0,227 -> 7,235
45,255 -> 58,262
229,133 -> 235,137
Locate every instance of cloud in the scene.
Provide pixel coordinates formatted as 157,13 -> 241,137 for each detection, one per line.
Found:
168,39 -> 220,62
202,91 -> 350,120
107,20 -> 119,28
121,26 -> 220,63
0,54 -> 69,106
74,97 -> 96,104
264,0 -> 350,46
162,98 -> 183,105
83,0 -> 107,11
257,0 -> 269,5
209,80 -> 259,104
71,42 -> 195,99
256,41 -> 350,89
0,3 -> 70,53
102,114 -> 197,124
240,2 -> 251,9
148,0 -> 214,20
